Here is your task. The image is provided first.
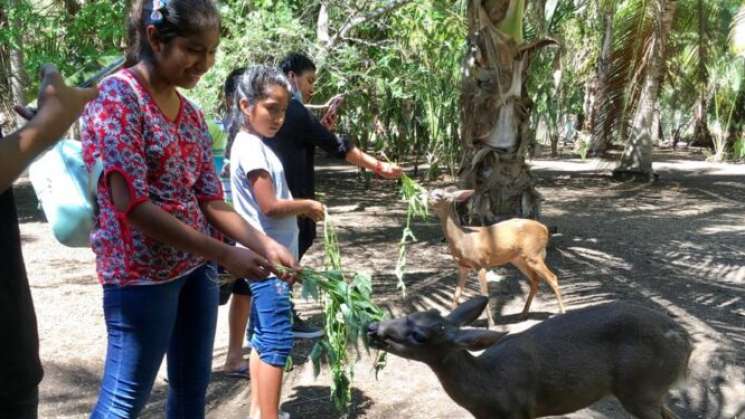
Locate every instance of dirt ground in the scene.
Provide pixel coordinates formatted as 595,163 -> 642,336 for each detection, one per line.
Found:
14,148 -> 745,419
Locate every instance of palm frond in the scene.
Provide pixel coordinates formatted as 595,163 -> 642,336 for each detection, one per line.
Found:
593,0 -> 656,149
729,4 -> 745,56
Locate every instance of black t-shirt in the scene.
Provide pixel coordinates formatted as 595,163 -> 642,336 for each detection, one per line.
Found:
0,132 -> 43,397
265,98 -> 353,257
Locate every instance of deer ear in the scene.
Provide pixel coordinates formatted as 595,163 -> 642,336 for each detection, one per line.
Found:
454,189 -> 475,202
429,189 -> 444,201
446,296 -> 488,326
450,329 -> 507,351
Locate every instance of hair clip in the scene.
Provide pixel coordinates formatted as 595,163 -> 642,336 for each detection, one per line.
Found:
150,0 -> 169,23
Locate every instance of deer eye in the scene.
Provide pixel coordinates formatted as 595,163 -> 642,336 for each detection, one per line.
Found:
411,330 -> 427,344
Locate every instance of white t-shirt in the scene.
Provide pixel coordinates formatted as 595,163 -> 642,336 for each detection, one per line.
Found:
230,131 -> 299,258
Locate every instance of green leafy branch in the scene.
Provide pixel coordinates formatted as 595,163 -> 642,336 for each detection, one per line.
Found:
282,210 -> 387,413
394,173 -> 429,297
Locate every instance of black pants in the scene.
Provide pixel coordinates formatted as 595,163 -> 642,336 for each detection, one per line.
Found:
0,386 -> 38,419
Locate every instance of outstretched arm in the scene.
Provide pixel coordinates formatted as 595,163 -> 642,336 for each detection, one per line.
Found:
0,65 -> 98,192
344,147 -> 402,179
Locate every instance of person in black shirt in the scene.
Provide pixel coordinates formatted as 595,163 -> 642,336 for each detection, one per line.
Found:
0,65 -> 98,419
269,52 -> 402,258
265,53 -> 402,337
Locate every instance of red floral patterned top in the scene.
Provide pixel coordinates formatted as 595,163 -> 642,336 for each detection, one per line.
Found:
81,69 -> 223,286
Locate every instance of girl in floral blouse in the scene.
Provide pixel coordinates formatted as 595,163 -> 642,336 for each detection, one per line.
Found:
81,1 -> 296,417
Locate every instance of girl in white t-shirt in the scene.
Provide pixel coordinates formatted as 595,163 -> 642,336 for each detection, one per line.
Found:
228,65 -> 324,419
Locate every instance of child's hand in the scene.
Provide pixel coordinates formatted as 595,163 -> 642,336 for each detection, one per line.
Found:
219,246 -> 273,280
304,200 -> 325,222
376,161 -> 403,179
263,241 -> 299,284
320,94 -> 344,131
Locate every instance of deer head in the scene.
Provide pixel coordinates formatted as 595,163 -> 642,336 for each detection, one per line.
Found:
368,297 -> 505,364
427,187 -> 475,218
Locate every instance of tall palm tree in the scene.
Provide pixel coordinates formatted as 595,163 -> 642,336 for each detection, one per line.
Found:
726,3 -> 745,149
459,0 -> 556,223
614,0 -> 676,179
586,0 -> 617,156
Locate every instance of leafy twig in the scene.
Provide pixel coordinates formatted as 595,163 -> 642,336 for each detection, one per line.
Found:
284,210 -> 387,413
394,173 -> 429,297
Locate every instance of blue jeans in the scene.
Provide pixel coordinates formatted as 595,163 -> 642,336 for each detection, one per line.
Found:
90,264 -> 219,419
249,278 -> 293,367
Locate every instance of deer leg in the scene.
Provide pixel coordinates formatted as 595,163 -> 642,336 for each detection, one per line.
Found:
522,279 -> 539,317
526,257 -> 566,314
453,266 -> 469,309
478,268 -> 494,327
512,259 -> 540,317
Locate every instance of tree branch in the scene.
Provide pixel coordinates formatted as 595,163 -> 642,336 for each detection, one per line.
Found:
325,0 -> 414,50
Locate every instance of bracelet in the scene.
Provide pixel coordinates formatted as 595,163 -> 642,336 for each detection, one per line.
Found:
374,161 -> 383,176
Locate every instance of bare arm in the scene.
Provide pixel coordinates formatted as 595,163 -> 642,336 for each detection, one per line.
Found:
109,172 -> 277,280
199,199 -> 299,272
249,170 -> 324,221
0,65 -> 98,192
344,147 -> 402,179
0,124 -> 55,193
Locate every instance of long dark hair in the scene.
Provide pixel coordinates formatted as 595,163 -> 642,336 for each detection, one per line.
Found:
225,65 -> 291,145
124,0 -> 220,67
279,52 -> 316,76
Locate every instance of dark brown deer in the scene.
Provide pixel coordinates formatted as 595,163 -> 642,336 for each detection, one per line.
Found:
428,188 -> 565,325
368,297 -> 691,419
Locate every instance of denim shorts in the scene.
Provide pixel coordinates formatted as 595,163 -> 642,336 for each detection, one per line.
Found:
248,277 -> 293,367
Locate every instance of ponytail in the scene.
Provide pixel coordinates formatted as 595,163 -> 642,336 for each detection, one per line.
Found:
226,65 -> 291,146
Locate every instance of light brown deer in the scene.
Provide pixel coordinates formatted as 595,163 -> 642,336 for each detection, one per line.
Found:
428,188 -> 565,325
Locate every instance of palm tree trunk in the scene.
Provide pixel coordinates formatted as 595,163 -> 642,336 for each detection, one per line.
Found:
614,0 -> 676,180
691,0 -> 713,148
459,0 -> 554,224
588,7 -> 615,156
726,61 -> 745,149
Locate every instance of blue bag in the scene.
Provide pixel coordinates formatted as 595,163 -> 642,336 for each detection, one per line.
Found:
28,139 -> 102,248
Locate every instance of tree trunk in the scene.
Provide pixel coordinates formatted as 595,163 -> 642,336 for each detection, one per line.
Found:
0,8 -> 10,128
459,0 -> 554,224
690,0 -> 712,148
62,0 -> 81,16
614,0 -> 676,180
9,54 -> 27,129
588,7 -> 614,156
691,96 -> 713,148
5,0 -> 28,128
726,61 -> 745,150
529,0 -> 546,35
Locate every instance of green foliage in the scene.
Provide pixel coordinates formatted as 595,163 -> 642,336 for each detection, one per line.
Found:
189,0 -> 313,115
527,0 -> 589,148
322,1 -> 466,173
1,0 -> 126,102
497,0 -> 525,42
187,1 -> 466,173
734,137 -> 745,159
288,211 -> 387,413
3,1 -> 467,170
708,57 -> 743,160
394,174 -> 428,295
